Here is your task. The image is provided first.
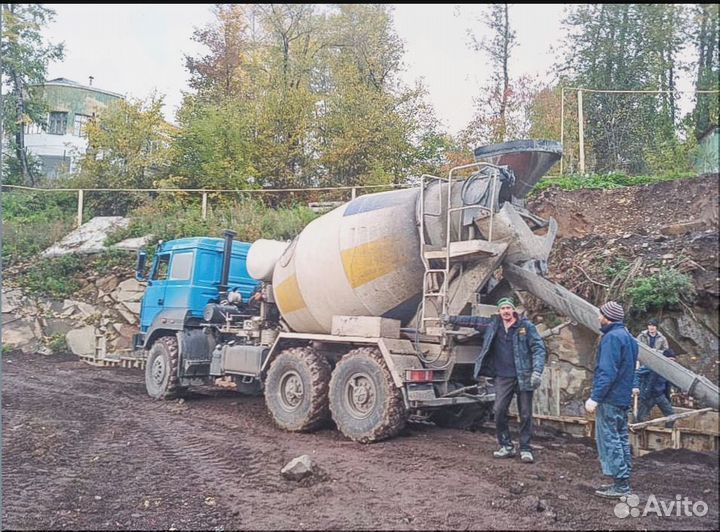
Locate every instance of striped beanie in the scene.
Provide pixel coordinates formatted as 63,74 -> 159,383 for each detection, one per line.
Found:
496,297 -> 516,309
600,301 -> 625,322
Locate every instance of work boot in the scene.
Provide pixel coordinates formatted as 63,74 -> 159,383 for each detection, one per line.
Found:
520,450 -> 534,463
493,445 -> 516,459
594,479 -> 631,499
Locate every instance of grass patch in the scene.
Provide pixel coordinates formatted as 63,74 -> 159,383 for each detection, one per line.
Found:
530,172 -> 696,197
106,197 -> 320,255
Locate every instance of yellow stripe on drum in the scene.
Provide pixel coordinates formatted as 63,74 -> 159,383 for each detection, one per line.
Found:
274,274 -> 307,314
340,238 -> 402,289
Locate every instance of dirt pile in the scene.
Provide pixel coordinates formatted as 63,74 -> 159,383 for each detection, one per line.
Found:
528,175 -> 719,385
530,174 -> 718,304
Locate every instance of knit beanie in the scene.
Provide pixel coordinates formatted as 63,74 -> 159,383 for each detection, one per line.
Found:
496,297 -> 516,309
600,301 -> 624,322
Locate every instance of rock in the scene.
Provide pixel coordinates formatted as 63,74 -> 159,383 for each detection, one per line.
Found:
536,499 -> 548,512
44,318 -> 75,337
37,345 -> 54,356
2,318 -> 39,352
510,482 -> 525,495
113,235 -> 154,251
41,217 -> 130,258
95,274 -> 120,292
558,494 -> 568,501
1,289 -> 24,314
281,455 -> 313,481
564,451 -> 580,459
66,326 -> 97,356
660,220 -> 705,236
118,309 -> 138,325
120,301 -> 141,315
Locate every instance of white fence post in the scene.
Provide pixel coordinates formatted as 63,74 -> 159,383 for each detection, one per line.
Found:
578,89 -> 585,175
77,189 -> 84,227
202,191 -> 208,220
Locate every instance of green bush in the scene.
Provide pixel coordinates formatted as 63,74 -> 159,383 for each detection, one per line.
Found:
17,254 -> 84,298
47,333 -> 68,354
626,268 -> 696,312
2,191 -> 78,265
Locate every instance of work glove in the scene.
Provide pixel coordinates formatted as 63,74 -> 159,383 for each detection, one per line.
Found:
530,371 -> 543,389
632,388 -> 640,396
584,398 -> 598,414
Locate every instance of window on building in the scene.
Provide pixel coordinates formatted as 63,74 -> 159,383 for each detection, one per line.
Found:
72,114 -> 91,137
47,112 -> 68,135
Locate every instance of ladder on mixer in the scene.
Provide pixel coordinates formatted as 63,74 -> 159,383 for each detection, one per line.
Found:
418,163 -> 502,335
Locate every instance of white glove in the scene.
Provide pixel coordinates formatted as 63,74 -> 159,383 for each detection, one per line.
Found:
530,371 -> 543,389
632,388 -> 640,396
585,398 -> 598,414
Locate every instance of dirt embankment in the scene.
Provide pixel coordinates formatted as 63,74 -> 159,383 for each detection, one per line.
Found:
529,175 -> 719,304
3,351 -> 718,531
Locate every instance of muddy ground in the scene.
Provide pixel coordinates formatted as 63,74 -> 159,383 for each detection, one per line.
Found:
2,350 -> 717,531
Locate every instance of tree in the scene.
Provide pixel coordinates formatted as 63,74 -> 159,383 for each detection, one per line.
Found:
177,4 -> 446,192
75,94 -> 174,214
691,4 -> 719,140
1,4 -> 64,185
463,3 -> 517,145
557,4 -> 689,174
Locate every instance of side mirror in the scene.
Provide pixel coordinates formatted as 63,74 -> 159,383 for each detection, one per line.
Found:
135,249 -> 148,281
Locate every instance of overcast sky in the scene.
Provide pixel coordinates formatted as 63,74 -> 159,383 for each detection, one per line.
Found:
43,4 -> 693,135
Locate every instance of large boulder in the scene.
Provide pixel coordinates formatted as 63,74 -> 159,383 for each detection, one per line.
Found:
65,326 -> 97,356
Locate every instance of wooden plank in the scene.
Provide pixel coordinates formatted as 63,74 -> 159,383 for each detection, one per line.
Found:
629,408 -> 713,431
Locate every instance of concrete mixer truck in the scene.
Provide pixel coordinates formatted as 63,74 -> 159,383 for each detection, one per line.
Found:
133,139 -> 719,443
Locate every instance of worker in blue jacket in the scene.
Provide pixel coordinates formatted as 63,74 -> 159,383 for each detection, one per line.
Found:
633,348 -> 677,427
584,301 -> 639,499
442,297 -> 546,464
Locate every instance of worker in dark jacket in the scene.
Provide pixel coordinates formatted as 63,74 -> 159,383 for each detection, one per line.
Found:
633,348 -> 677,427
442,298 -> 546,463
584,301 -> 638,499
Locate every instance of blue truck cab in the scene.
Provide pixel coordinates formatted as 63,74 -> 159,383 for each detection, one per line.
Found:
135,235 -> 259,349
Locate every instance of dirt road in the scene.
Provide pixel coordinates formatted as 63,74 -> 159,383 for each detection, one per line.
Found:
2,351 -> 717,530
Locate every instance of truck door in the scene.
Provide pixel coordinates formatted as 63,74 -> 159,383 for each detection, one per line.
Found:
140,253 -> 170,332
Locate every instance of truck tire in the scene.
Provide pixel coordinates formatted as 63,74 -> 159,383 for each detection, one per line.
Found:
430,403 -> 492,431
264,347 -> 331,432
329,347 -> 406,443
145,335 -> 184,400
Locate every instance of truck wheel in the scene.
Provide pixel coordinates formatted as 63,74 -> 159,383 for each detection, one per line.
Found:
145,335 -> 183,400
264,347 -> 331,432
430,403 -> 492,431
329,347 -> 406,443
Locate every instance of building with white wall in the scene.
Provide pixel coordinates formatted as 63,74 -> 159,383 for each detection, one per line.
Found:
24,77 -> 124,178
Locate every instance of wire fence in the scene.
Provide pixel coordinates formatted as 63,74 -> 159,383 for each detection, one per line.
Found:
559,88 -> 719,176
1,183 -> 414,227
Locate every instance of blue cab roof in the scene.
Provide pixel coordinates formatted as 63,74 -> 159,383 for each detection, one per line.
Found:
158,237 -> 252,254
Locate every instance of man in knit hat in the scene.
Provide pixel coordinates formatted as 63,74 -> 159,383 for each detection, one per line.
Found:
585,300 -> 639,498
442,297 -> 546,463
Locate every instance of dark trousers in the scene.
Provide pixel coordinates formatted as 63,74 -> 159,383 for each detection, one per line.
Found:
637,394 -> 675,427
494,376 -> 534,451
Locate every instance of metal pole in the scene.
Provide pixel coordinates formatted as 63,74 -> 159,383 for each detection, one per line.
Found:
578,89 -> 585,175
201,191 -> 208,220
560,87 -> 565,176
77,189 -> 84,227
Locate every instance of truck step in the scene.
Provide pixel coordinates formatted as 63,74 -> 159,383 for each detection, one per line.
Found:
423,239 -> 507,260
